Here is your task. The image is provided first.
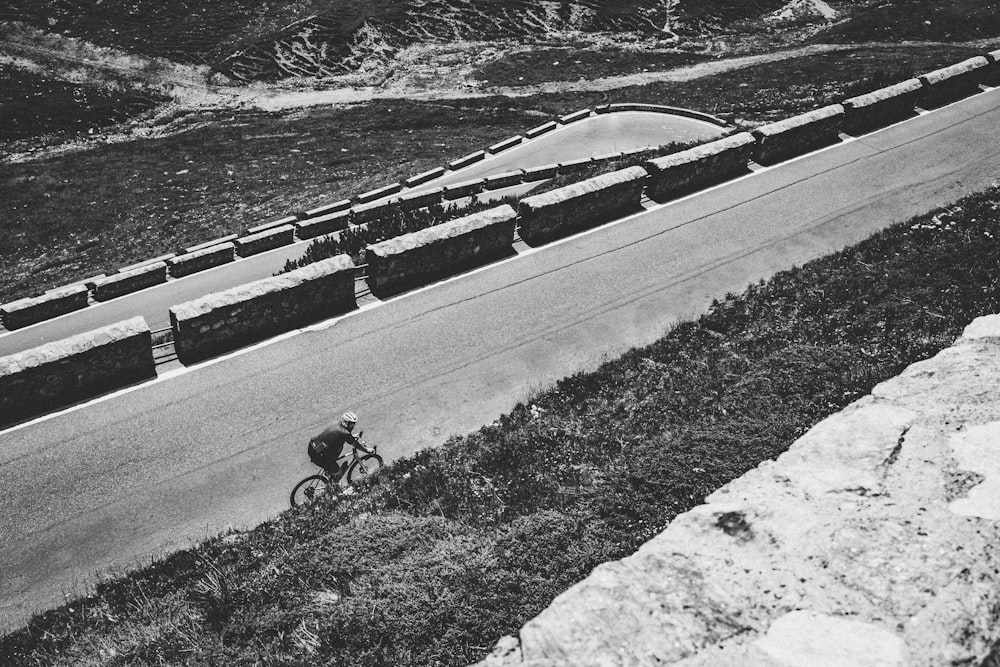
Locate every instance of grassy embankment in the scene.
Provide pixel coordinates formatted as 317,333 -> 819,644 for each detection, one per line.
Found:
0,43 -> 978,304
4,183 -> 1000,664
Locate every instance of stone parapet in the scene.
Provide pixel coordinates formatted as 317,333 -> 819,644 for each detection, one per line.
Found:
365,205 -> 517,298
449,151 -> 487,171
357,183 -> 403,204
234,224 -> 296,257
489,136 -> 524,154
842,79 -> 922,135
525,121 -> 558,139
397,187 -> 445,212
0,316 -> 154,428
517,166 -> 648,245
92,262 -> 168,301
752,104 -> 844,165
919,56 -> 990,109
484,170 -> 526,191
477,314 -> 1000,667
302,199 -> 352,219
645,132 -> 755,201
167,243 -> 236,278
406,167 -> 447,188
170,255 -> 357,364
295,211 -> 351,240
0,284 -> 89,330
443,179 -> 486,201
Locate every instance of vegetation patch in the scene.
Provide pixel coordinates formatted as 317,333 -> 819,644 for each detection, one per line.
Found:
4,185 -> 1000,665
814,0 -> 1000,43
474,47 -> 713,88
0,65 -> 164,142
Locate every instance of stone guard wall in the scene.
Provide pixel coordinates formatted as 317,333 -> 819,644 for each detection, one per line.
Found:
167,243 -> 236,278
752,104 -> 845,166
0,285 -> 89,330
365,205 -> 517,298
644,132 -> 755,201
517,166 -> 648,246
919,56 -> 990,109
842,79 -> 923,135
92,262 -> 168,302
170,255 -> 357,364
0,316 -> 154,428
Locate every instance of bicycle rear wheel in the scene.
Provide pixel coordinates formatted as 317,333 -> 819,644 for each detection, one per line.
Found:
347,455 -> 383,485
290,474 -> 332,507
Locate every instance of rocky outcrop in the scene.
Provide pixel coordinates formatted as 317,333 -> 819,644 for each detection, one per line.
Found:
478,314 -> 1000,666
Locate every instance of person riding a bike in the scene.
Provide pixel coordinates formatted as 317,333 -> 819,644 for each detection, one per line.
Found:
307,412 -> 373,483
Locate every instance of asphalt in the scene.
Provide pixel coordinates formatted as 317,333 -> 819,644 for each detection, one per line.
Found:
1,87 -> 999,633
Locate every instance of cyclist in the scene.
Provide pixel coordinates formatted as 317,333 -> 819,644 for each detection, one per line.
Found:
307,412 -> 373,483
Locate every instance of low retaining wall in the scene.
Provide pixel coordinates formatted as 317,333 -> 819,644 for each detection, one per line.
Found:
645,132 -> 755,201
0,316 -> 154,428
397,187 -> 445,212
752,104 -> 844,166
302,199 -> 351,219
365,205 -> 517,298
234,224 -> 296,257
489,136 -> 523,154
517,166 -> 648,246
351,200 -> 395,225
92,262 -> 168,302
842,79 -> 923,135
0,285 -> 89,330
357,183 -> 402,204
525,121 -> 558,139
919,56 -> 990,109
443,179 -> 486,201
484,170 -> 526,191
405,167 -> 447,188
170,255 -> 357,364
167,243 -> 236,278
449,151 -> 487,171
295,211 -> 351,240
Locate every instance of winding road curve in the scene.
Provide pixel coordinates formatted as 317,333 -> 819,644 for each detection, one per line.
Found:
1,87 -> 1000,634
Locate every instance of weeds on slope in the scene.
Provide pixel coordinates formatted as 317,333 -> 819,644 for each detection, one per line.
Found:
4,185 -> 1000,665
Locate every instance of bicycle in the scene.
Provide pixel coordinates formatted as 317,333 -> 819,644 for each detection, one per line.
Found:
290,435 -> 384,508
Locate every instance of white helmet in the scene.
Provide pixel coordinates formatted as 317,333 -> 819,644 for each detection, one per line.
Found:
341,412 -> 358,427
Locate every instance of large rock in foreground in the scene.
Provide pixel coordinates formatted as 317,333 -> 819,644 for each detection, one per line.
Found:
479,315 -> 1000,666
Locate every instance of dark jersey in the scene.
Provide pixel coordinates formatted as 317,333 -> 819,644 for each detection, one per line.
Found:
311,423 -> 360,460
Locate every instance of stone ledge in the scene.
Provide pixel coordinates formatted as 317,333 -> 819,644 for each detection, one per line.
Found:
478,314 -> 1000,666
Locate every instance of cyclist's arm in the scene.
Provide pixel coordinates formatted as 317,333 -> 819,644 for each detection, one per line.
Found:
349,433 -> 373,455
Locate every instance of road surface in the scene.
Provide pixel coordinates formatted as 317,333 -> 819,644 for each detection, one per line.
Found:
1,87 -> 999,633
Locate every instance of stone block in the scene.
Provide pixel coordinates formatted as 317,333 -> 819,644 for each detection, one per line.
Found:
0,316 -> 154,427
0,284 -> 90,330
842,79 -> 922,135
170,255 -> 357,364
247,216 -> 298,235
405,167 -> 447,188
92,262 -> 168,301
517,166 -> 648,245
168,242 -> 236,278
556,158 -> 594,176
560,109 -> 592,124
918,56 -> 990,108
233,224 -> 296,257
302,199 -> 352,219
525,121 -> 558,139
448,151 -> 487,170
184,234 -> 238,254
484,170 -> 526,191
645,132 -> 755,201
442,178 -> 486,201
295,211 -> 351,240
488,136 -> 524,154
118,254 -> 176,273
751,104 -> 844,165
397,187 -> 445,211
365,205 -> 517,297
356,182 -> 403,204
523,165 -> 559,182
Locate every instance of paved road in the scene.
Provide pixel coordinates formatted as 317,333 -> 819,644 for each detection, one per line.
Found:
0,112 -> 725,356
2,88 -> 999,633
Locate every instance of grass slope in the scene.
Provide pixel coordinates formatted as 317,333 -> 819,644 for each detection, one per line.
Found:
814,0 -> 1000,43
3,186 -> 1000,665
0,65 -> 164,142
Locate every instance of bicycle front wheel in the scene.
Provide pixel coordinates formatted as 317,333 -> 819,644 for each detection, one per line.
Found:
290,474 -> 332,508
347,455 -> 384,485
